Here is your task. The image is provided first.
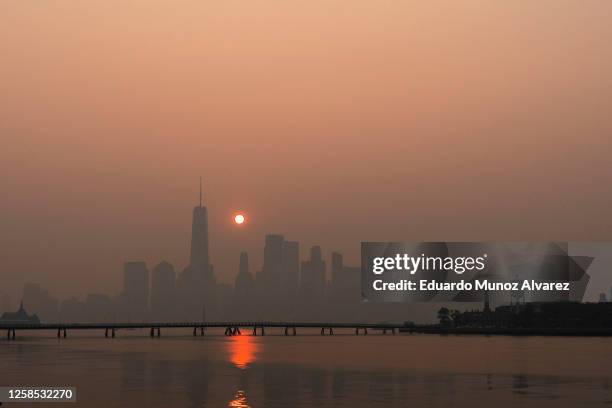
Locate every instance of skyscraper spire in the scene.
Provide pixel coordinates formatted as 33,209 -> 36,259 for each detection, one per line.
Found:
190,176 -> 210,276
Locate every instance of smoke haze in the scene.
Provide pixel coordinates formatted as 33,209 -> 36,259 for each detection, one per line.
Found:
1,1 -> 611,304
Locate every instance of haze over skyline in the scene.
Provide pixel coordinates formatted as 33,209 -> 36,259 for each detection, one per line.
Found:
1,1 -> 612,302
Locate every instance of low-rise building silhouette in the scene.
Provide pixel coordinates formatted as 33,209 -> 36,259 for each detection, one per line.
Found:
0,301 -> 40,324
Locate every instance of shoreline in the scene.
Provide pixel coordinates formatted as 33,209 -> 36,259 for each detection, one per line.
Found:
402,327 -> 612,337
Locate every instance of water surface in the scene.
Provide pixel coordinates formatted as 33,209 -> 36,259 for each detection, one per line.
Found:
1,329 -> 611,407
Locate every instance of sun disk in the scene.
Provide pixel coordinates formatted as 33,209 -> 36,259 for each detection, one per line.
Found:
234,214 -> 245,224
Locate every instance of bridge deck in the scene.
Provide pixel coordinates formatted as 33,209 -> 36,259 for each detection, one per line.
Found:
1,321 -> 406,330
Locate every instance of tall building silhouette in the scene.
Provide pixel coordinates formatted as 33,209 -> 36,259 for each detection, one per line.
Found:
250,234 -> 301,319
122,261 -> 149,322
282,241 -> 300,295
150,261 -> 176,321
262,234 -> 284,294
232,252 -> 254,319
190,178 -> 212,278
331,252 -> 343,293
176,178 -> 217,320
234,252 -> 253,298
330,252 -> 360,300
300,246 -> 326,299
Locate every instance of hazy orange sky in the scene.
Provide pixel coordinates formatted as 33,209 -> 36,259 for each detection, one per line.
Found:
1,1 -> 611,302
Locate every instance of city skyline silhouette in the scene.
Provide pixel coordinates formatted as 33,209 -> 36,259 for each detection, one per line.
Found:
3,2 -> 612,319
2,181 -> 612,325
0,181 -> 375,323
2,2 -> 612,407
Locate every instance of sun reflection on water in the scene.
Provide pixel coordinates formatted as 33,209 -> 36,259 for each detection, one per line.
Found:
227,333 -> 258,369
228,390 -> 250,408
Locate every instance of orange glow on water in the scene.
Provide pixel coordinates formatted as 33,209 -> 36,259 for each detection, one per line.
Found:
228,390 -> 250,408
228,334 -> 257,369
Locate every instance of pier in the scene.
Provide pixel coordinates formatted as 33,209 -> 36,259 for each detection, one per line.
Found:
2,321 -> 405,340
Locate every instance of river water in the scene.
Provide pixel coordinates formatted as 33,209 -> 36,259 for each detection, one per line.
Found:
1,329 -> 611,407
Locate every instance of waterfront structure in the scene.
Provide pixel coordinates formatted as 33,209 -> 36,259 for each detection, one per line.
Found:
0,301 -> 40,324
